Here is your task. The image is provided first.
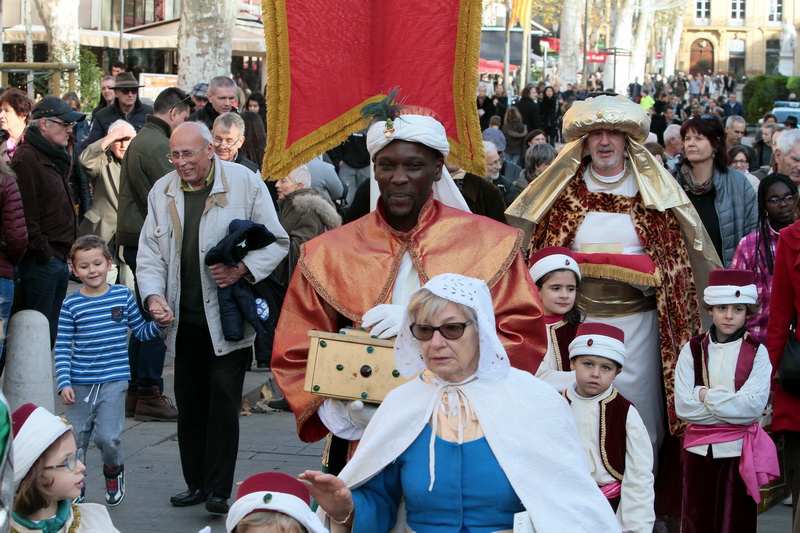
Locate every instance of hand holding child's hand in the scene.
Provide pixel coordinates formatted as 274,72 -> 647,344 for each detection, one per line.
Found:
147,295 -> 174,327
698,387 -> 708,402
61,387 -> 75,405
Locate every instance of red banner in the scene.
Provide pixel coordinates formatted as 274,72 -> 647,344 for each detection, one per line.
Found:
261,0 -> 486,179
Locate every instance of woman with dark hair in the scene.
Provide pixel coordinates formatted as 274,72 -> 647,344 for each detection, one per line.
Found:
62,91 -> 90,148
492,84 -> 508,125
675,115 -> 758,266
239,111 -> 266,169
727,145 -> 759,190
525,129 -> 547,146
246,92 -> 267,128
0,89 -> 34,159
731,173 -> 797,345
539,86 -> 558,146
501,106 -> 527,166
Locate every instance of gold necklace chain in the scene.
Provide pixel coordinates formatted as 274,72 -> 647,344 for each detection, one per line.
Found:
588,165 -> 628,188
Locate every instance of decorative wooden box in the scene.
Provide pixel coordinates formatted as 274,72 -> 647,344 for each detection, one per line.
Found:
304,328 -> 416,404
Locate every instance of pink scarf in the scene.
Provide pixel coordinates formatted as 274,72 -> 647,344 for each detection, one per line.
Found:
683,422 -> 779,503
599,480 -> 621,499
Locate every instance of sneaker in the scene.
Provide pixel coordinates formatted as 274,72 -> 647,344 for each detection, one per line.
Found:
104,465 -> 125,506
783,495 -> 793,506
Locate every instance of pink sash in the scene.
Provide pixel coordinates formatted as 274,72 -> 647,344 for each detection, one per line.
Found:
683,422 -> 779,503
599,480 -> 621,499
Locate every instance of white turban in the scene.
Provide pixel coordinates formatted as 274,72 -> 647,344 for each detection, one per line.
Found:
365,114 -> 470,213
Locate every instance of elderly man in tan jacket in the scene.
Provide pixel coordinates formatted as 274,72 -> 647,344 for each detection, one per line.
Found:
78,119 -> 135,248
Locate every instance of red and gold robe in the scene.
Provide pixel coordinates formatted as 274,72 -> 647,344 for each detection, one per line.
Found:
272,194 -> 547,443
529,166 -> 702,436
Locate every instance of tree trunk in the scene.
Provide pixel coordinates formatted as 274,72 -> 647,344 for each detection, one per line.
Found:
558,0 -> 584,84
177,0 -> 237,91
629,0 -> 653,82
663,4 -> 685,76
33,0 -> 79,94
33,0 -> 79,61
602,0 -> 637,93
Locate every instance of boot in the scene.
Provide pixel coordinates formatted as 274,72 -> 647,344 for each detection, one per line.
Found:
135,386 -> 178,422
125,388 -> 138,418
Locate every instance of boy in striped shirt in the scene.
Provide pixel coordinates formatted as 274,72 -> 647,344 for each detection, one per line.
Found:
55,235 -> 171,507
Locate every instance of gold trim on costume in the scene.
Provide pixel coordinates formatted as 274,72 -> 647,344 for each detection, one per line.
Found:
599,389 -> 625,482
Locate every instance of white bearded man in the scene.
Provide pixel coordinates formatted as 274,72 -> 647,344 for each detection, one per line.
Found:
507,95 -> 719,461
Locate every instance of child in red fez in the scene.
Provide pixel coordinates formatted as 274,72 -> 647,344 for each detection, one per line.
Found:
675,268 -> 779,533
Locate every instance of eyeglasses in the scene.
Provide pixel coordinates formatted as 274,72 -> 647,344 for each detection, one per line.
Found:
767,194 -> 796,206
44,453 -> 79,472
213,137 -> 242,149
488,157 -> 504,167
409,320 -> 473,341
115,88 -> 138,95
731,158 -> 749,165
166,146 -> 207,163
47,118 -> 75,128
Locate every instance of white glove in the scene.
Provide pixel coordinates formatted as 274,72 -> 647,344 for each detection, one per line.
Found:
362,304 -> 405,339
197,528 -> 211,533
318,399 -> 377,440
346,400 -> 378,428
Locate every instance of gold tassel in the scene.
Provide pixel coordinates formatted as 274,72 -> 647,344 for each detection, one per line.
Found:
579,263 -> 662,287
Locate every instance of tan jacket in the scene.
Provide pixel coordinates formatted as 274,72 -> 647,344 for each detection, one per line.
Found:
78,138 -> 121,244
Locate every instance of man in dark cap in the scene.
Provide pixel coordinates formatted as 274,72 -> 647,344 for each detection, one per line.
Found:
84,72 -> 153,148
11,96 -> 85,346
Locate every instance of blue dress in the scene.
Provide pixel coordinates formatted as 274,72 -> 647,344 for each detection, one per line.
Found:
352,424 -> 524,532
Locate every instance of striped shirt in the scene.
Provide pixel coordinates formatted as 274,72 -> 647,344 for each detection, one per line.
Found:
55,284 -> 163,392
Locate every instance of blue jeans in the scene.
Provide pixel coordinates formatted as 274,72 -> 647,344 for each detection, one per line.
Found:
0,277 -> 14,375
123,246 -> 167,391
19,256 -> 69,348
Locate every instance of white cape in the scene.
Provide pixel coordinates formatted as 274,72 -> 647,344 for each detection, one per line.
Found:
322,368 -> 620,533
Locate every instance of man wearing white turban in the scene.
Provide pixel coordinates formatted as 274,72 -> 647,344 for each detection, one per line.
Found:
272,96 -> 548,474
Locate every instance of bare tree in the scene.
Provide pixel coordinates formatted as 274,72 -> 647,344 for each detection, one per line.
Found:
629,0 -> 654,83
177,0 -> 238,90
603,0 -> 637,92
663,1 -> 687,75
32,0 -> 80,71
558,0 -> 585,85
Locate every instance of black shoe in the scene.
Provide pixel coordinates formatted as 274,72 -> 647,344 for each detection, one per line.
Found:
205,494 -> 229,514
267,397 -> 291,412
170,488 -> 205,507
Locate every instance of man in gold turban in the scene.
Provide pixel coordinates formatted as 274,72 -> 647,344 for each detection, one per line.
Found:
507,95 -> 719,458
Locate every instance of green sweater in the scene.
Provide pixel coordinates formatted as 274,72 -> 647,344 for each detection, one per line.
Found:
116,115 -> 174,247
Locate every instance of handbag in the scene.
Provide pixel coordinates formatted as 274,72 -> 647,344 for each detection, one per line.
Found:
778,326 -> 800,397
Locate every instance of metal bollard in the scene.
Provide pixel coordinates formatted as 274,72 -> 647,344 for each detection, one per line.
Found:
4,310 -> 54,412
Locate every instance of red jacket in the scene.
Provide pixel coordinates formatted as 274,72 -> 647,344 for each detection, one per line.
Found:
767,220 -> 800,432
0,173 -> 27,279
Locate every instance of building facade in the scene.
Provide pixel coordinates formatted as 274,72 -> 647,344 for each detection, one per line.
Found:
679,0 -> 799,77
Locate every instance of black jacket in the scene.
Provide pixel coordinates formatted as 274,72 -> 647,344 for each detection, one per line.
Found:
205,219 -> 276,341
84,98 -> 152,149
189,102 -> 237,130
